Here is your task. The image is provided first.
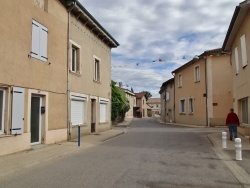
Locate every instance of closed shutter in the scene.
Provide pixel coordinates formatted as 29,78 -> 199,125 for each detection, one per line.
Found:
235,47 -> 239,74
240,34 -> 247,67
40,25 -> 48,62
31,20 -> 40,59
71,100 -> 84,125
11,87 -> 25,135
100,103 -> 107,123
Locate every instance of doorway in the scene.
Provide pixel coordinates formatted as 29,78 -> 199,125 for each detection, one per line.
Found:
91,99 -> 96,133
30,96 -> 42,145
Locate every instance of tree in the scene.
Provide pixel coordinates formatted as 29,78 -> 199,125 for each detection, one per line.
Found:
111,80 -> 130,122
141,91 -> 152,100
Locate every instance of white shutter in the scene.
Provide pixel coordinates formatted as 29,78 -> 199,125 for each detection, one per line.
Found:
40,26 -> 48,62
71,100 -> 84,125
31,20 -> 40,59
11,87 -> 25,135
240,34 -> 247,67
235,47 -> 239,74
100,103 -> 107,123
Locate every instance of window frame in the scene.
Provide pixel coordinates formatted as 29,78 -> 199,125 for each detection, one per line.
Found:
179,99 -> 186,114
241,98 -> 248,124
0,89 -> 5,134
189,98 -> 194,114
234,47 -> 239,74
69,40 -> 81,74
194,65 -> 200,82
100,100 -> 108,123
240,34 -> 248,67
93,56 -> 101,82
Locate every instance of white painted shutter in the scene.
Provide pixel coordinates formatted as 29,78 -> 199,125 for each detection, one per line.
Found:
11,87 -> 25,135
71,100 -> 84,125
40,25 -> 48,62
100,103 -> 107,123
240,34 -> 247,67
235,47 -> 239,74
31,20 -> 40,59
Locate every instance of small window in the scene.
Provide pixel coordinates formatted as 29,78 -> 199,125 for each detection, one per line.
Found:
240,34 -> 248,67
70,40 -> 81,74
34,0 -> 48,12
235,47 -> 239,74
178,74 -> 182,87
189,98 -> 194,114
31,20 -> 48,62
194,66 -> 200,82
94,57 -> 100,82
166,91 -> 170,101
0,89 -> 5,134
179,99 -> 185,113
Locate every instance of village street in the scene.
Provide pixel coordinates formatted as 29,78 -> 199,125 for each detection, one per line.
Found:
0,118 -> 250,188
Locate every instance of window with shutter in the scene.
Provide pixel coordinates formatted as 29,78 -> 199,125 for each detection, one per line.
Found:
31,20 -> 48,62
235,47 -> 239,74
240,34 -> 247,67
0,89 -> 5,134
100,103 -> 107,123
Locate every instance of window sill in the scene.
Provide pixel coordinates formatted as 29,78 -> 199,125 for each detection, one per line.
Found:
93,80 -> 101,84
195,80 -> 200,83
99,122 -> 109,124
243,64 -> 247,69
69,70 -> 81,76
179,113 -> 186,115
189,113 -> 194,115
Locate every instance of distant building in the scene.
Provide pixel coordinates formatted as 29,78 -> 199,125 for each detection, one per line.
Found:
159,78 -> 175,123
147,98 -> 161,117
121,88 -> 136,118
135,93 -> 148,118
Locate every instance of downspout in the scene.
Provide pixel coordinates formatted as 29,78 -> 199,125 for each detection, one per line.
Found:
172,73 -> 175,123
204,57 -> 209,127
67,1 -> 76,140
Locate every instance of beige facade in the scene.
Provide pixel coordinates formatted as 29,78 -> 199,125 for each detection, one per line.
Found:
121,88 -> 136,118
135,93 -> 148,118
147,98 -> 161,117
0,0 -> 118,155
172,49 -> 232,126
0,0 -> 68,156
223,0 -> 250,136
159,78 -> 175,123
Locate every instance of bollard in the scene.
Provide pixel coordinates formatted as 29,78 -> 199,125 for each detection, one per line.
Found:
235,138 -> 242,160
78,124 -> 80,147
222,132 -> 227,149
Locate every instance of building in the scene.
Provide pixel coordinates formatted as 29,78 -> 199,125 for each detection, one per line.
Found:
222,0 -> 250,136
172,48 -> 232,127
135,93 -> 148,118
146,98 -> 161,117
61,0 -> 119,138
0,0 -> 118,156
121,88 -> 136,118
159,78 -> 175,123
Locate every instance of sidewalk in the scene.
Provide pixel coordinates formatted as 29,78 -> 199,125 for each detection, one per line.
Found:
0,126 -> 128,179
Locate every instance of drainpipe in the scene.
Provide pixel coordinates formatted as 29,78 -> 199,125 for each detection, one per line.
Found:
171,73 -> 175,123
204,57 -> 209,127
67,1 -> 76,140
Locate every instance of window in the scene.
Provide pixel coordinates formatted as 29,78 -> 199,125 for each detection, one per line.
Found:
31,20 -> 48,62
94,57 -> 100,82
179,99 -> 185,113
194,66 -> 200,82
189,98 -> 194,114
34,0 -> 48,12
70,40 -> 81,74
178,74 -> 182,87
70,95 -> 86,125
235,47 -> 239,74
0,89 -> 5,134
241,98 -> 248,124
240,34 -> 248,67
100,101 -> 108,123
166,91 -> 170,101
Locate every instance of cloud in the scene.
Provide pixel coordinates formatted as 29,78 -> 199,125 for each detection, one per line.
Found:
79,0 -> 241,97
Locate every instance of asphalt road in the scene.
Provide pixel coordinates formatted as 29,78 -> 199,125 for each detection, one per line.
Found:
0,118 -> 244,188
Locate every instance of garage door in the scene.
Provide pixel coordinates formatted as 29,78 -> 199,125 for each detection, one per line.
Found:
71,100 -> 85,125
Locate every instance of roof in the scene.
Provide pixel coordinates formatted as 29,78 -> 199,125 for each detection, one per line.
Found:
59,0 -> 119,48
121,88 -> 135,96
135,92 -> 146,99
147,98 -> 161,104
159,78 -> 174,94
222,0 -> 250,50
172,48 -> 225,73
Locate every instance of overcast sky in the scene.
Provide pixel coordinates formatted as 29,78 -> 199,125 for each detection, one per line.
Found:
79,0 -> 241,98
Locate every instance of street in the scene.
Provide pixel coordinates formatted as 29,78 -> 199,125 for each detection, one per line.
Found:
0,118 -> 244,188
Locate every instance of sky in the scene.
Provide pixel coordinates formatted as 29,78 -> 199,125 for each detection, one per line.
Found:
79,0 -> 242,98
